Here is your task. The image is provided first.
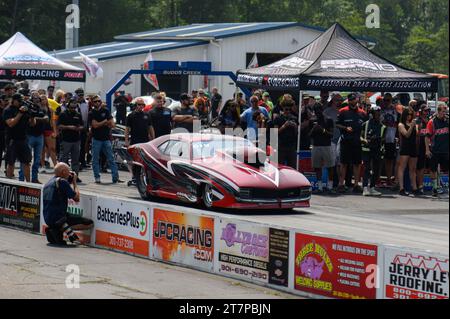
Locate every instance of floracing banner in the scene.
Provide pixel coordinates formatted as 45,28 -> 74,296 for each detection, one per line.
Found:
152,208 -> 214,271
0,180 -> 41,232
217,219 -> 290,287
95,197 -> 150,257
294,233 -> 378,299
383,248 -> 449,299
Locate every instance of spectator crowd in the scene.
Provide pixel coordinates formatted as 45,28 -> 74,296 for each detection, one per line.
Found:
1,81 -> 448,198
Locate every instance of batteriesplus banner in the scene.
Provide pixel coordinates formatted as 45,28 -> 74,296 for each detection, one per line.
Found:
383,248 -> 449,299
0,181 -> 41,232
217,219 -> 290,286
152,208 -> 214,271
95,197 -> 150,257
294,233 -> 378,299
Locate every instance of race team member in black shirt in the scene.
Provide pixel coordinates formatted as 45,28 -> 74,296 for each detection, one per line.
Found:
0,95 -> 8,173
125,98 -> 154,146
426,103 -> 449,197
3,94 -> 35,182
309,103 -> 335,193
172,93 -> 199,134
210,87 -> 222,120
273,99 -> 298,169
336,93 -> 367,194
19,93 -> 49,183
361,105 -> 386,197
58,98 -> 84,179
150,93 -> 173,138
89,96 -> 122,184
113,91 -> 129,125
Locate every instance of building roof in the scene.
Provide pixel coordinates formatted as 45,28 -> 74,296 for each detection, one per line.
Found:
50,22 -> 376,62
114,22 -> 311,41
50,40 -> 207,61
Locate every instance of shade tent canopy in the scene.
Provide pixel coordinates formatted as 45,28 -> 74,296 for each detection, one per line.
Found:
237,23 -> 438,93
0,32 -> 85,82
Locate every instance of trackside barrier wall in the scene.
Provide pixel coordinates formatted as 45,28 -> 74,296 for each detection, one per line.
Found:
1,178 -> 448,299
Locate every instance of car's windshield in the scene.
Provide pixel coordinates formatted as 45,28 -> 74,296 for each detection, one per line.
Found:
192,139 -> 255,159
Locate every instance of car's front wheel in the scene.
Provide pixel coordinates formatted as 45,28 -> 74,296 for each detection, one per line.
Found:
202,184 -> 214,208
134,166 -> 150,200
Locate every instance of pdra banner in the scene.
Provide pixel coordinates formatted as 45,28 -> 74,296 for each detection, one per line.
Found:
152,208 -> 214,271
294,233 -> 378,299
0,181 -> 41,232
217,219 -> 290,287
383,248 -> 449,299
95,197 -> 150,257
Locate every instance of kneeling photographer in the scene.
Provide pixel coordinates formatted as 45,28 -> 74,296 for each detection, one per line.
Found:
43,163 -> 93,246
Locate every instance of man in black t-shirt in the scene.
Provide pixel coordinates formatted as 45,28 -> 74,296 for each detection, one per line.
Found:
336,93 -> 368,194
18,93 -> 49,184
210,87 -> 222,120
0,95 -> 8,173
273,99 -> 298,169
3,94 -> 35,181
149,93 -> 173,138
89,96 -> 123,184
113,92 -> 129,126
125,98 -> 154,146
172,93 -> 199,133
58,98 -> 84,178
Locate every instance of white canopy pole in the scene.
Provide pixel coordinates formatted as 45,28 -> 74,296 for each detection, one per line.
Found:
297,91 -> 303,171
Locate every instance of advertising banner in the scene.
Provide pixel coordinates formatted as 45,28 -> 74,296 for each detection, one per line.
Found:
217,219 -> 290,286
383,248 -> 449,299
294,233 -> 378,299
152,208 -> 214,271
95,197 -> 150,257
0,180 -> 41,232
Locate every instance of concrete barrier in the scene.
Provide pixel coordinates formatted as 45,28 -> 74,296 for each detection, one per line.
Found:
0,177 -> 448,299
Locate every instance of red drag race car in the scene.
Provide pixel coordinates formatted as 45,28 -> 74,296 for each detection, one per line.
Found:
127,133 -> 312,210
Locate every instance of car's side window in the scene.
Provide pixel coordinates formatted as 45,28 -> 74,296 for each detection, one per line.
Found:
168,141 -> 189,159
158,141 -> 170,154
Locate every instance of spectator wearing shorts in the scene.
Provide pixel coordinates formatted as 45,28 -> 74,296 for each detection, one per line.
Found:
310,103 -> 335,193
416,104 -> 432,195
336,93 -> 367,194
3,94 -> 34,182
397,108 -> 420,196
426,104 -> 449,197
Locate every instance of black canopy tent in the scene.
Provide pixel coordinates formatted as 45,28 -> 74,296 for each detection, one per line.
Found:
236,23 -> 439,170
0,32 -> 85,82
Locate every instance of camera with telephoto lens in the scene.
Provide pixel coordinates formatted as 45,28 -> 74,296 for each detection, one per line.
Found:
67,172 -> 75,184
21,100 -> 40,118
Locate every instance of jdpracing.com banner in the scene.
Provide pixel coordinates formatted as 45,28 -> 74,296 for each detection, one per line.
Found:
152,208 -> 215,271
95,197 -> 150,257
294,233 -> 379,299
217,219 -> 290,287
383,248 -> 449,299
0,180 -> 41,232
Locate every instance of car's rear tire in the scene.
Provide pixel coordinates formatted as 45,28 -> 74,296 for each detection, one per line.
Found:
134,166 -> 150,200
202,184 -> 214,208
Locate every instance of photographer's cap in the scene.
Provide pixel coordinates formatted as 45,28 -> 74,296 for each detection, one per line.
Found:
18,88 -> 30,96
347,93 -> 357,101
370,105 -> 382,112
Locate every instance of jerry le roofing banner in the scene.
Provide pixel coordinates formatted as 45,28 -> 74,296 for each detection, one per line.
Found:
152,208 -> 214,271
0,181 -> 41,232
236,23 -> 438,92
383,248 -> 449,299
95,197 -> 150,257
294,233 -> 378,299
